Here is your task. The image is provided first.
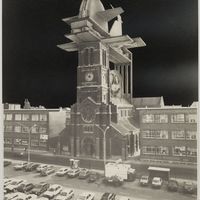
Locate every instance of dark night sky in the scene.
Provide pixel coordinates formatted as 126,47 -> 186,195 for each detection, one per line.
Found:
3,0 -> 198,108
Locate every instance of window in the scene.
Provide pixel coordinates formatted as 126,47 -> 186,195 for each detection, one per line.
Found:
31,139 -> 39,147
39,127 -> 47,133
32,114 -> 39,121
173,146 -> 186,156
15,114 -> 22,121
22,114 -> 30,121
187,148 -> 197,157
4,138 -> 12,144
171,114 -> 185,123
142,114 -> 154,123
14,138 -> 22,145
6,114 -> 12,120
154,114 -> 168,123
186,131 -> 196,140
83,125 -> 93,133
142,130 -> 168,139
172,130 -> 185,139
5,125 -> 12,132
143,146 -> 169,155
39,140 -> 47,147
22,126 -> 29,133
14,126 -> 21,133
31,126 -> 38,133
185,114 -> 197,123
21,139 -> 28,146
40,114 -> 47,121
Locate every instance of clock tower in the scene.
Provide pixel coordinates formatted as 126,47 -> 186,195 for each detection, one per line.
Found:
58,0 -> 145,159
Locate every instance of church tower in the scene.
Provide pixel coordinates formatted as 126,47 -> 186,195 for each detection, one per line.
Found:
58,0 -> 145,160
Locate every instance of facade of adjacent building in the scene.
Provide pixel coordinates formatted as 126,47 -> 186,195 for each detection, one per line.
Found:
137,103 -> 198,163
3,100 -> 70,151
57,0 -> 146,160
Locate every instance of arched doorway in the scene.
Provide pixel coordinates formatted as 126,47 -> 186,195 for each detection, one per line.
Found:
81,137 -> 95,157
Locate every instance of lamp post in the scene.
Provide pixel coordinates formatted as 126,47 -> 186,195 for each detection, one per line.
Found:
16,122 -> 37,163
95,125 -> 110,171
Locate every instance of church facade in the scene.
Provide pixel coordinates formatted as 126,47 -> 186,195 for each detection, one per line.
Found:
58,0 -> 146,160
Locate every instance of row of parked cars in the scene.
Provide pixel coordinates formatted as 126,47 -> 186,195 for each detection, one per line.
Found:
12,161 -> 100,182
4,177 -> 131,200
139,175 -> 197,194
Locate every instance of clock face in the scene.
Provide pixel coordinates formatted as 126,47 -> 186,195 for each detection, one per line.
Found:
81,105 -> 95,123
85,72 -> 94,82
110,71 -> 121,97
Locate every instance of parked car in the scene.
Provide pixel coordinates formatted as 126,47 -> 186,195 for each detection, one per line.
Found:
56,167 -> 70,177
167,179 -> 179,192
4,160 -> 12,167
76,192 -> 95,200
54,188 -> 74,200
79,168 -> 90,179
24,163 -> 39,172
40,166 -> 55,176
36,164 -> 48,173
16,182 -> 35,193
118,197 -> 131,200
42,184 -> 62,199
14,162 -> 28,170
67,168 -> 80,178
4,192 -> 24,200
12,192 -> 27,200
103,176 -> 123,187
151,177 -> 163,188
182,181 -> 196,194
100,192 -> 116,200
30,182 -> 50,196
23,194 -> 37,200
4,178 -> 14,188
5,179 -> 26,193
139,176 -> 149,186
88,172 -> 99,183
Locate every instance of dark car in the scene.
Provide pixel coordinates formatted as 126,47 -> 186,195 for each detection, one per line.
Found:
100,192 -> 116,200
79,168 -> 90,179
88,171 -> 99,183
182,182 -> 196,194
103,176 -> 123,187
24,163 -> 39,172
167,179 -> 179,192
17,183 -> 35,193
4,160 -> 12,167
30,182 -> 50,196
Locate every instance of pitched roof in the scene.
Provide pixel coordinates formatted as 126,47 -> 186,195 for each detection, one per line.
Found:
111,119 -> 139,136
132,96 -> 164,108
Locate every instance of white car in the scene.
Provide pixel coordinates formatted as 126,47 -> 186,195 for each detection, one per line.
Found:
54,188 -> 74,200
12,193 -> 27,200
5,179 -> 25,192
4,178 -> 14,187
56,168 -> 70,176
24,194 -> 37,200
42,184 -> 62,199
139,176 -> 149,186
76,192 -> 95,200
118,196 -> 131,200
152,177 -> 163,188
4,192 -> 23,200
36,164 -> 48,172
14,162 -> 28,170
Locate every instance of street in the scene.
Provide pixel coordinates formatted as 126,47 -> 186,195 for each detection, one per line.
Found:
4,159 -> 197,200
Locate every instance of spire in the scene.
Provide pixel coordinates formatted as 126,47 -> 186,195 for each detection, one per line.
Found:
23,99 -> 31,109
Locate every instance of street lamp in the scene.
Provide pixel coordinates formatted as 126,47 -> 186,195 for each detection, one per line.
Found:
95,125 -> 110,171
16,122 -> 37,163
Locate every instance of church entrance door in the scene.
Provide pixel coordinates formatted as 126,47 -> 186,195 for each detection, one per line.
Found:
81,137 -> 95,158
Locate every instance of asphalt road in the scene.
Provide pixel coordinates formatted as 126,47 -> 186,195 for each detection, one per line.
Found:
4,160 -> 197,200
